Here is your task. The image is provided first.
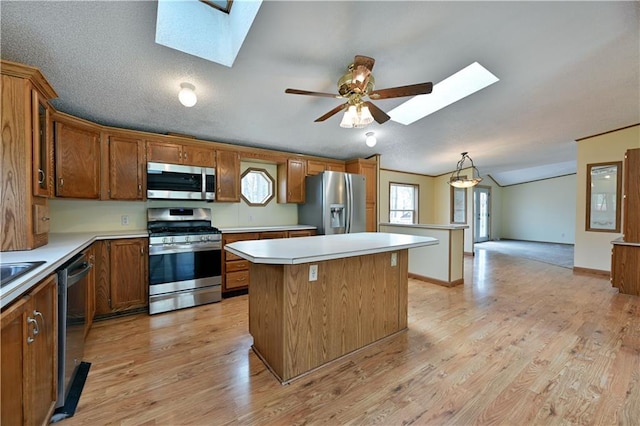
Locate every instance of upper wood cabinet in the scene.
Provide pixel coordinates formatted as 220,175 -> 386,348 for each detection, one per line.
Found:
346,158 -> 378,232
307,160 -> 345,175
146,140 -> 215,167
278,158 -> 306,203
216,149 -> 241,202
105,133 -> 144,200
54,116 -> 101,199
1,61 -> 56,251
1,274 -> 57,426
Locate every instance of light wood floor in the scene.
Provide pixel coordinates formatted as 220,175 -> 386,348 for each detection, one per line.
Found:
65,251 -> 639,425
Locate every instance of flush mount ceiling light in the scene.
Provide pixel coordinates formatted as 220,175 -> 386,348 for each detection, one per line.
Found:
447,152 -> 483,188
339,101 -> 374,128
389,62 -> 499,125
178,83 -> 197,107
365,132 -> 377,147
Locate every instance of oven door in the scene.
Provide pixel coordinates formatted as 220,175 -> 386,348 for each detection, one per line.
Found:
148,243 -> 222,296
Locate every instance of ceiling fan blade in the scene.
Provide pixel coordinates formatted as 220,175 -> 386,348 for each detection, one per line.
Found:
369,82 -> 433,99
364,101 -> 390,124
314,103 -> 349,122
285,88 -> 342,99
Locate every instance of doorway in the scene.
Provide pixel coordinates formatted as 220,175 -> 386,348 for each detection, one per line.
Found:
474,186 -> 491,243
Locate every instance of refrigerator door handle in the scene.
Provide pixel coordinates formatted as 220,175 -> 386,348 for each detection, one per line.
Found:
345,174 -> 352,233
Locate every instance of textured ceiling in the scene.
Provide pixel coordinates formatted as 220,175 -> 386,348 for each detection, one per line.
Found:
1,1 -> 638,186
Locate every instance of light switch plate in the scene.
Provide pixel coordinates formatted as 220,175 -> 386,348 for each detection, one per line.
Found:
309,264 -> 318,281
121,215 -> 130,226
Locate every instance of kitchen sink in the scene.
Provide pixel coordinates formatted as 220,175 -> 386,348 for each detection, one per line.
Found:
0,261 -> 46,288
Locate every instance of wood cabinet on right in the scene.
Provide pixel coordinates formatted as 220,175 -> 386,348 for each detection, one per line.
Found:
216,150 -> 241,202
346,158 -> 378,232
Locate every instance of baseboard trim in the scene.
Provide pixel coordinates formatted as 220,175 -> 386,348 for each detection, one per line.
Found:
573,266 -> 610,277
409,273 -> 463,287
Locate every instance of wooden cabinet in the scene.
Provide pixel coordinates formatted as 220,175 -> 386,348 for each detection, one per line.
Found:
222,233 -> 259,293
622,148 -> 640,242
1,274 -> 57,426
216,150 -> 241,202
307,160 -> 346,176
278,158 -> 306,203
94,238 -> 148,317
611,148 -> 640,295
146,140 -> 215,167
260,231 -> 288,239
105,133 -> 144,200
346,158 -> 378,232
54,115 -> 101,199
1,62 -> 56,251
288,229 -> 316,238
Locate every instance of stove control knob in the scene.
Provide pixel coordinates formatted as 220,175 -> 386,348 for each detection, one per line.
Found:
185,236 -> 190,243
162,237 -> 169,244
169,237 -> 175,244
201,235 -> 208,242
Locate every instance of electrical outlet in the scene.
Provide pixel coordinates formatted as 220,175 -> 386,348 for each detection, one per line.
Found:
121,215 -> 130,226
309,264 -> 318,281
391,252 -> 397,267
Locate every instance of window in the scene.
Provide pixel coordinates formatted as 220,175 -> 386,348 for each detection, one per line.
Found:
241,167 -> 275,206
389,183 -> 418,224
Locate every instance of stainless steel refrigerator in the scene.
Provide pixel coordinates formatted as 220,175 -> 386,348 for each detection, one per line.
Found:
298,171 -> 366,234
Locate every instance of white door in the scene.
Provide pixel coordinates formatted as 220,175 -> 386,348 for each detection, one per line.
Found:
474,186 -> 490,243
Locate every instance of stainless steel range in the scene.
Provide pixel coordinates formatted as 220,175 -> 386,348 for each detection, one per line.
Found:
147,207 -> 222,315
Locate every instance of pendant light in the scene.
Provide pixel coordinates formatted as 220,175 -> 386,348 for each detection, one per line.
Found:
447,152 -> 483,188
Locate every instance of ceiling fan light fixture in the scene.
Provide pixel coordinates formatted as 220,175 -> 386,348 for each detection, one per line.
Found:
178,82 -> 197,107
365,131 -> 377,147
340,105 -> 358,128
447,152 -> 483,188
354,104 -> 374,128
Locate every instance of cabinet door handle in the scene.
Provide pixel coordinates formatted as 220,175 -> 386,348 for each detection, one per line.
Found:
38,169 -> 45,184
27,316 -> 39,343
59,178 -> 64,187
41,217 -> 50,221
34,310 -> 45,329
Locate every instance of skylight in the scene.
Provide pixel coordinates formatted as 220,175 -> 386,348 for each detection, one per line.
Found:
389,62 -> 499,125
155,0 -> 262,67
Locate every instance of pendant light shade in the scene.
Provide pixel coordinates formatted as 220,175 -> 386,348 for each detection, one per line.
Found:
447,152 -> 483,188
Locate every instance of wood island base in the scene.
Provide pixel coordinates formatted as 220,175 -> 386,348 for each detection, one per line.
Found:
248,250 -> 409,383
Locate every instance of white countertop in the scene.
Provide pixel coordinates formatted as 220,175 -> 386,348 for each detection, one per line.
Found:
224,232 -> 439,265
1,230 -> 148,309
220,225 -> 316,234
379,223 -> 469,230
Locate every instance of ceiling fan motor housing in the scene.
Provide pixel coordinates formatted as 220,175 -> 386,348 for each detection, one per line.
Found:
338,71 -> 375,96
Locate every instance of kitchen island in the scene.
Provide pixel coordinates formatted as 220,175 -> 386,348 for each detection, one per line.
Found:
225,232 -> 438,383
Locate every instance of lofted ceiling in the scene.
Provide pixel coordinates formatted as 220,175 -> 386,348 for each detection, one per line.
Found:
1,1 -> 638,186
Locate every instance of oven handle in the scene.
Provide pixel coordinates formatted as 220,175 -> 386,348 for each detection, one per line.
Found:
149,243 -> 221,255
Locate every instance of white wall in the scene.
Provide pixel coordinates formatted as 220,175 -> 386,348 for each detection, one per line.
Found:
501,174 -> 576,244
49,161 -> 298,232
379,169 -> 434,223
574,124 -> 640,271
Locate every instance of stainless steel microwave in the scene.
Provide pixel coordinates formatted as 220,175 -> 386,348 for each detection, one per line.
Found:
147,162 -> 215,201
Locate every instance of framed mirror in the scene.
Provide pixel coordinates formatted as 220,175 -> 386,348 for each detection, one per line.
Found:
450,185 -> 467,224
586,161 -> 622,232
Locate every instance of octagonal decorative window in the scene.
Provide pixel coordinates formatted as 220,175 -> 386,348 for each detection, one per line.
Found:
241,167 -> 275,206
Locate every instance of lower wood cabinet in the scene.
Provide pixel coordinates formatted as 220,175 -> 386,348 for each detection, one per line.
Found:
221,230 -> 316,294
94,237 -> 148,317
1,274 -> 57,426
611,243 -> 640,296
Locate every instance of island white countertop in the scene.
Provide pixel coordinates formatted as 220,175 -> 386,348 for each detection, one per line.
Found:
224,232 -> 439,265
379,223 -> 469,230
1,230 -> 148,309
219,225 -> 316,234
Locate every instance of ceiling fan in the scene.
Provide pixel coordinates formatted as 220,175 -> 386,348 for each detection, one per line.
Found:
285,55 -> 433,127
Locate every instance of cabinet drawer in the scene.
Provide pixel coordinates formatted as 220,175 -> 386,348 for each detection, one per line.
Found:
226,271 -> 249,290
226,260 -> 249,272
